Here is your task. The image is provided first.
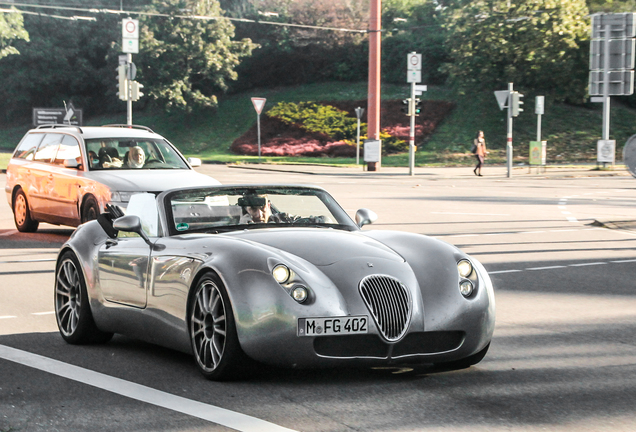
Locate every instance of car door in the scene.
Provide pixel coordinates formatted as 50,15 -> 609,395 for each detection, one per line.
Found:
28,133 -> 63,216
98,237 -> 151,308
48,134 -> 83,221
96,193 -> 159,308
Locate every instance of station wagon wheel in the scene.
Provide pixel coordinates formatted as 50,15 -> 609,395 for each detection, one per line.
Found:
55,251 -> 113,344
81,196 -> 100,224
189,273 -> 249,380
12,188 -> 39,232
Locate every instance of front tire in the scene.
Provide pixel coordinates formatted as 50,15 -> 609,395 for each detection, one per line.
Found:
55,251 -> 113,344
13,188 -> 39,232
81,196 -> 100,224
189,273 -> 250,380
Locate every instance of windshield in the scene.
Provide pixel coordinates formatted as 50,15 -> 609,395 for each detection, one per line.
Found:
85,138 -> 189,170
165,186 -> 358,235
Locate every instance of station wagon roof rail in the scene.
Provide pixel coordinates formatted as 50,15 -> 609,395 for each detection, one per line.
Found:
35,124 -> 84,133
101,124 -> 155,133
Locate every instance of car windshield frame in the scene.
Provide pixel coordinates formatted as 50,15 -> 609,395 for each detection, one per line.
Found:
163,186 -> 359,236
85,137 -> 189,171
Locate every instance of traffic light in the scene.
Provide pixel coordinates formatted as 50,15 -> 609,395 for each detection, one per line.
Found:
401,98 -> 412,116
131,81 -> 144,101
117,65 -> 128,100
414,98 -> 422,115
511,91 -> 524,117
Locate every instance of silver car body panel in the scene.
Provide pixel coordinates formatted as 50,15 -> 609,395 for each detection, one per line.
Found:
59,185 -> 495,368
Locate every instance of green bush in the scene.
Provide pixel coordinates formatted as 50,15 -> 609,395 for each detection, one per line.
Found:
267,102 -> 359,141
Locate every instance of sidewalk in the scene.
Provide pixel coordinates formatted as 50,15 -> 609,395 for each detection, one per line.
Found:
225,162 -> 633,179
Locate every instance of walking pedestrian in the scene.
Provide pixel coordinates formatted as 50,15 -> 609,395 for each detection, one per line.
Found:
472,130 -> 487,176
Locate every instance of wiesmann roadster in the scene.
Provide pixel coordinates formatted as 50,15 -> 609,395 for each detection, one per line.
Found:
55,185 -> 495,380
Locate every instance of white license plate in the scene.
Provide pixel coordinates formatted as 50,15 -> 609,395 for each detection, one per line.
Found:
297,316 -> 369,337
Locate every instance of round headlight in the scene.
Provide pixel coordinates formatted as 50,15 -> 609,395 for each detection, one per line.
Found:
272,264 -> 290,284
459,280 -> 474,297
291,286 -> 308,303
457,259 -> 473,278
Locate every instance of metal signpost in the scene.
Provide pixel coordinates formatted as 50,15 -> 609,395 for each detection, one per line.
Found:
589,13 -> 636,167
355,107 -> 364,165
121,18 -> 140,126
494,84 -> 523,178
406,52 -> 422,176
529,96 -> 546,171
251,97 -> 266,162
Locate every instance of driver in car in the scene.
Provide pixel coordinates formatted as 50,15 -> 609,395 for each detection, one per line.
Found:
127,146 -> 146,168
239,195 -> 273,223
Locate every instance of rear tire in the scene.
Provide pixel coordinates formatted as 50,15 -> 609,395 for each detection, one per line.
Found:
189,273 -> 251,380
55,251 -> 113,344
13,188 -> 39,232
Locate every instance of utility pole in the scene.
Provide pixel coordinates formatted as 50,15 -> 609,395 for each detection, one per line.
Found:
366,0 -> 382,171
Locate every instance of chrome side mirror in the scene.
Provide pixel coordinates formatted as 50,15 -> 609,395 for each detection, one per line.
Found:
355,208 -> 378,228
113,214 -> 142,233
187,157 -> 202,167
113,215 -> 164,250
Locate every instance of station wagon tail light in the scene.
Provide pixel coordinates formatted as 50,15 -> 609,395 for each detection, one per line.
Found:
272,264 -> 290,283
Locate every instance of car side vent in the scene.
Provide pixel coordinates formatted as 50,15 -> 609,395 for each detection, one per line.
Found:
359,275 -> 411,342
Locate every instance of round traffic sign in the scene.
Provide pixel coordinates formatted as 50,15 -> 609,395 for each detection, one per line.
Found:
125,20 -> 136,34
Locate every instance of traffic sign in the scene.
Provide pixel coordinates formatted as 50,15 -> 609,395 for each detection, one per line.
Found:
251,97 -> 266,115
407,53 -> 421,71
122,18 -> 139,39
122,18 -> 139,54
494,90 -> 510,110
407,70 -> 421,83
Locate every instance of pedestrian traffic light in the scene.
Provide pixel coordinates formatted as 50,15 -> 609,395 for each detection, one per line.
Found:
401,98 -> 412,116
131,81 -> 144,101
511,91 -> 524,117
116,65 -> 128,100
414,98 -> 422,115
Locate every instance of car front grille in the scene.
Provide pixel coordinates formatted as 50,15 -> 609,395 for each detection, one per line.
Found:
359,275 -> 411,342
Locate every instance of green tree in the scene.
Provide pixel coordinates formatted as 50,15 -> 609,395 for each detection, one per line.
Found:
137,0 -> 258,111
442,0 -> 590,102
0,8 -> 29,60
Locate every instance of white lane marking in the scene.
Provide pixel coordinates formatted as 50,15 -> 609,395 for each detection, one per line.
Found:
31,311 -> 55,316
561,211 -> 571,215
0,231 -> 17,237
488,259 -> 634,275
0,258 -> 56,264
526,265 -> 567,271
567,217 -> 578,222
0,345 -> 298,432
430,212 -> 510,216
0,316 -> 17,319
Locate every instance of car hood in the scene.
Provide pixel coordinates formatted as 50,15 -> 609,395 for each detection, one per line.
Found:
84,169 -> 220,191
226,228 -> 405,266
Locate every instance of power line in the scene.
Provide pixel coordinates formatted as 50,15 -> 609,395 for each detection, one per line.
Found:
0,1 -> 368,33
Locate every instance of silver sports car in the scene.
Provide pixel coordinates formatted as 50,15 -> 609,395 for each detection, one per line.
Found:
55,185 -> 495,380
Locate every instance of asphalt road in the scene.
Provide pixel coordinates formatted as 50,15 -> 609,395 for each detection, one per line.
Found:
1,164 -> 635,432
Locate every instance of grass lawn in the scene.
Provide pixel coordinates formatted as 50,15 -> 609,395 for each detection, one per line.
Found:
1,81 -> 635,171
